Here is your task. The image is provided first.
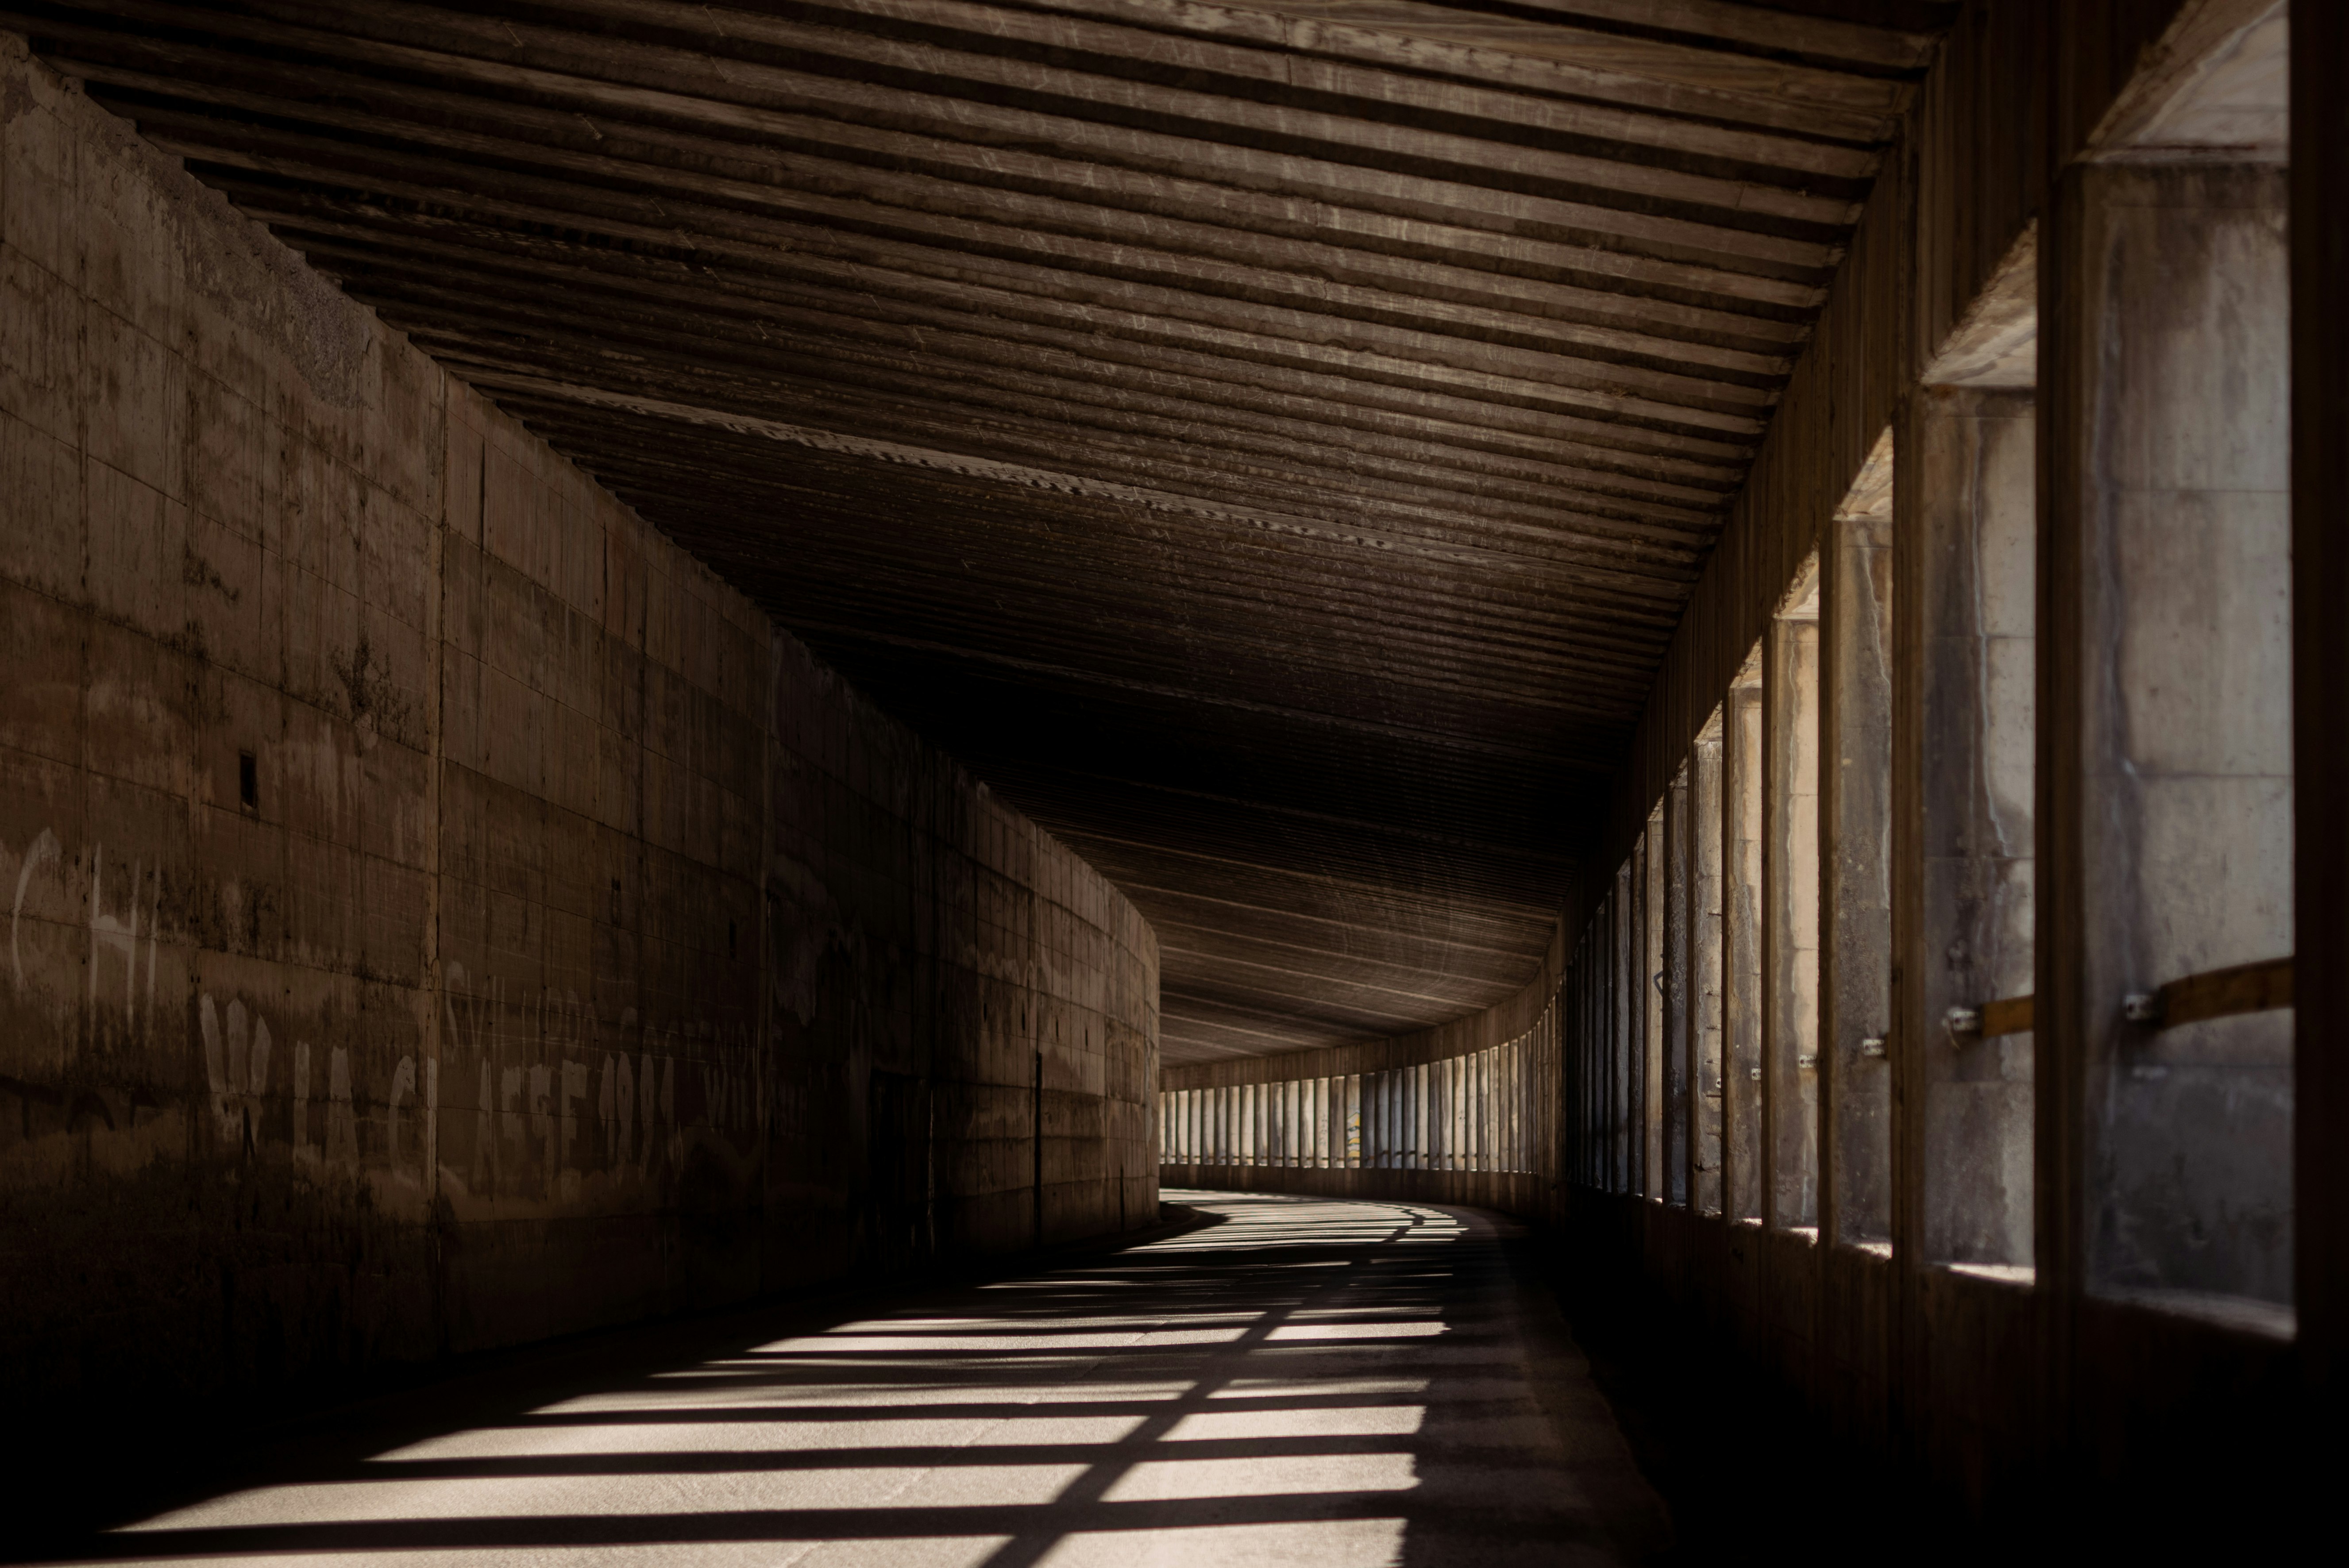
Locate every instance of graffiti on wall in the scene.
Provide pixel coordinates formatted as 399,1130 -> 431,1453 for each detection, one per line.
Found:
3,828 -> 758,1209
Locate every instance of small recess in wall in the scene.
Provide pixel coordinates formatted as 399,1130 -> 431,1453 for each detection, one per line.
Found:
238,751 -> 258,809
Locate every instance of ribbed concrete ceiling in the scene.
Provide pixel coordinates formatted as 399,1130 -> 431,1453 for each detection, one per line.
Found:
14,0 -> 1950,1063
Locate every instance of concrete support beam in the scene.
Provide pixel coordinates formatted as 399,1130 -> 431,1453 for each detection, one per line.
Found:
2040,158 -> 2293,1321
2293,0 -> 2349,1398
1641,808 -> 1666,1201
1663,762 -> 1693,1206
1822,446 -> 1897,1248
1763,569 -> 1822,1232
1894,386 -> 2037,1271
1614,857 -> 1639,1195
1690,713 -> 1726,1216
1724,653 -> 1767,1224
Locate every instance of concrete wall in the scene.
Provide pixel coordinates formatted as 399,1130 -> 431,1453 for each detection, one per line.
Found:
0,35 -> 1157,1425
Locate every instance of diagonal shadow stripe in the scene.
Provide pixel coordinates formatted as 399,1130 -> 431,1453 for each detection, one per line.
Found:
49,1491 -> 1606,1561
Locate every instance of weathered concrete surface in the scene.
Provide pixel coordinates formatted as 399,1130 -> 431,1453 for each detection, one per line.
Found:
0,33 -> 1156,1432
1894,386 -> 2035,1271
2044,158 -> 2293,1310
1820,466 -> 1894,1249
15,1193 -> 1670,1567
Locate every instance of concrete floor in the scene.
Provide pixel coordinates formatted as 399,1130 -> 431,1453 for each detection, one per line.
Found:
24,1193 -> 1670,1567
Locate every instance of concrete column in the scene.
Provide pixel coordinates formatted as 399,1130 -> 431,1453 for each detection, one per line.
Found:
1692,715 -> 1727,1215
1525,1033 -> 1536,1175
1724,650 -> 1767,1222
1764,570 -> 1823,1230
1486,1048 -> 1497,1171
1374,1069 -> 1388,1170
1476,1050 -> 1489,1170
1613,865 -> 1634,1190
1415,1062 -> 1430,1171
1382,1069 -> 1396,1170
1392,1066 -> 1406,1171
1603,886 -> 1617,1185
1505,1044 -> 1515,1173
2295,0 -> 2349,1393
1462,1053 -> 1474,1175
1894,386 -> 2037,1270
1578,903 -> 1595,1184
1437,1061 -> 1456,1169
1430,1059 -> 1441,1173
1450,1056 -> 1464,1170
1824,475 -> 1896,1247
1372,1065 -> 1390,1164
2043,159 -> 2292,1313
1324,1075 -> 1336,1168
1664,761 -> 1693,1205
1642,808 -> 1667,1201
1378,1070 -> 1393,1169
1314,1078 -> 1327,1168
1386,1067 -> 1400,1171
1353,1074 -> 1364,1167
1570,936 -> 1587,1182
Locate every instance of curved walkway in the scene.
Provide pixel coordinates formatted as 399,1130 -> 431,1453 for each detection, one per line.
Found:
29,1193 -> 1670,1567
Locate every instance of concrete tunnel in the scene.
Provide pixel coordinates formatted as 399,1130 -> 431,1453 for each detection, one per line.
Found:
0,0 -> 2340,1559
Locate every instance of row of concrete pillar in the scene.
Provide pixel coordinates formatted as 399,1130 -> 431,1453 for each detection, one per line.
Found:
1161,1033 -> 1541,1173
1562,66 -> 2295,1326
